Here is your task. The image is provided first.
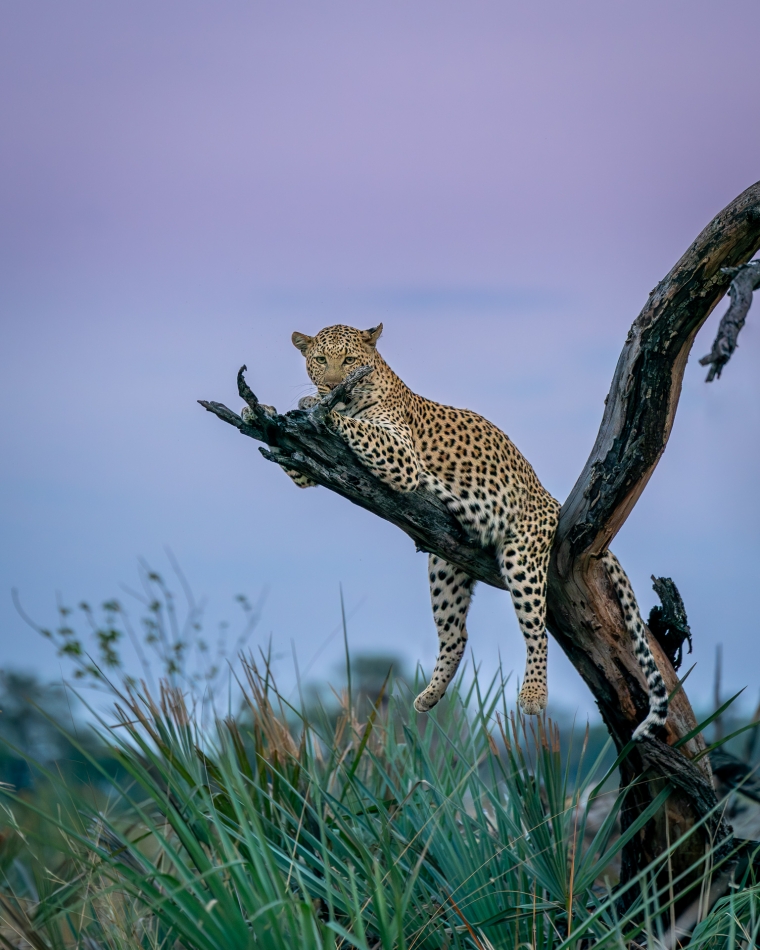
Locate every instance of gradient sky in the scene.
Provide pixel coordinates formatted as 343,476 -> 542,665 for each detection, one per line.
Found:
1,0 -> 759,716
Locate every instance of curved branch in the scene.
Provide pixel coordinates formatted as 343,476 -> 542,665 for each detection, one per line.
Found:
558,182 -> 760,561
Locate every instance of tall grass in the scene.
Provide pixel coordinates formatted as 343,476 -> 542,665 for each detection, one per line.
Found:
0,657 -> 757,949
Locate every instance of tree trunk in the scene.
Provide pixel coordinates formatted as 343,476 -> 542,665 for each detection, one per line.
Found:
200,180 -> 760,910
548,181 -> 760,895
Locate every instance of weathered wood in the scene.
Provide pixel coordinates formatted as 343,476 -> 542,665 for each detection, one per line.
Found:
699,260 -> 760,381
199,180 -> 760,905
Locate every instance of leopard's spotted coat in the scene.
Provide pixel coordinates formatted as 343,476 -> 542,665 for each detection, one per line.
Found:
248,323 -> 667,739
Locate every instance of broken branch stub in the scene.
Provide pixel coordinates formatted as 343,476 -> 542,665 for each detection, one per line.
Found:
647,576 -> 692,672
237,364 -> 259,410
699,260 -> 760,381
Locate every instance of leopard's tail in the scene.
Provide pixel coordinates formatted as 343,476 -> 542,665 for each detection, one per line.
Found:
602,551 -> 668,740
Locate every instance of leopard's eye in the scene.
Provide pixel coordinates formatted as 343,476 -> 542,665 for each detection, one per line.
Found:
344,356 -> 356,364
315,355 -> 327,364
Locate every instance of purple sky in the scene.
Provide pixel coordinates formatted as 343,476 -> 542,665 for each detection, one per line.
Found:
1,1 -> 759,716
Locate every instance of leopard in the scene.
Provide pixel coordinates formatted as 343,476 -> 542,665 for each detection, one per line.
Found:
245,323 -> 668,739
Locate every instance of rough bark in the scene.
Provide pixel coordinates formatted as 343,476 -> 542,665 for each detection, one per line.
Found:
200,180 -> 760,908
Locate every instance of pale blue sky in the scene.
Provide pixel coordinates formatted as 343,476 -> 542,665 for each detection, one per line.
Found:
1,0 -> 758,715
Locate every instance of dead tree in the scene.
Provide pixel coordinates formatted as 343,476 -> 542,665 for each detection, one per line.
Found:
200,182 -> 760,910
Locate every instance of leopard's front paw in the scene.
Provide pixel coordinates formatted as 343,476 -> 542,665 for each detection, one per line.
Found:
297,395 -> 320,410
518,684 -> 548,716
241,403 -> 276,424
306,398 -> 333,429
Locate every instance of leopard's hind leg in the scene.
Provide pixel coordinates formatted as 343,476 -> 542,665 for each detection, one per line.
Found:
413,555 -> 476,712
498,537 -> 552,715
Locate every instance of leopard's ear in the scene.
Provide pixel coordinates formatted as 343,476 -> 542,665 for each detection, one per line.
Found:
361,323 -> 383,347
292,331 -> 313,353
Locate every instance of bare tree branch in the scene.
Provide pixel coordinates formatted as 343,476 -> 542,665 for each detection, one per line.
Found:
699,260 -> 760,381
200,373 -> 505,586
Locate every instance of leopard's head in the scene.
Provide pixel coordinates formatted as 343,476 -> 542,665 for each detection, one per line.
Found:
292,324 -> 383,394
